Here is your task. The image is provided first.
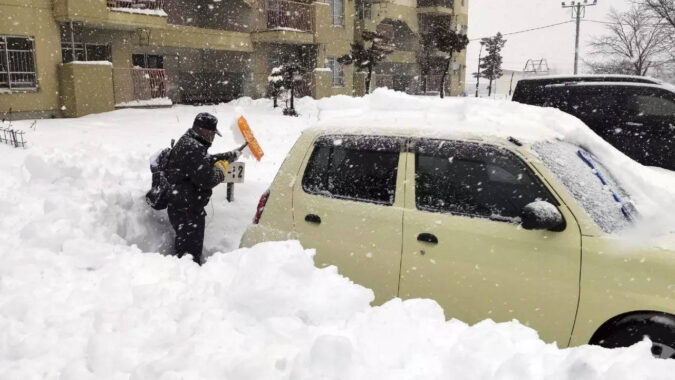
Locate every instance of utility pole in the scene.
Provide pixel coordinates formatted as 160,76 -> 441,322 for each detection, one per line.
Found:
562,0 -> 597,75
475,41 -> 484,97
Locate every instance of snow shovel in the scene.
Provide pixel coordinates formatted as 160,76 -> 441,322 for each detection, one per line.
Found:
235,116 -> 264,161
226,116 -> 264,202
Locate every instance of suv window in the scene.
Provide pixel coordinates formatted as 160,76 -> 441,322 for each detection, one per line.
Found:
415,140 -> 557,221
630,93 -> 675,118
302,135 -> 400,205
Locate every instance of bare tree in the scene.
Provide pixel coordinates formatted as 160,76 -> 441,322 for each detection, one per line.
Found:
641,0 -> 675,65
642,0 -> 675,29
588,6 -> 671,76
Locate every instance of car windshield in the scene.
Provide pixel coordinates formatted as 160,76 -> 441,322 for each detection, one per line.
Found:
533,140 -> 634,233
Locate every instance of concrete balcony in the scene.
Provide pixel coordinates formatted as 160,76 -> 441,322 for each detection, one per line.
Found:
417,0 -> 454,15
252,0 -> 316,45
54,0 -> 168,30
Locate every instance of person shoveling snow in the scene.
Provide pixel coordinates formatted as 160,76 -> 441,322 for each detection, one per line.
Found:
162,112 -> 243,265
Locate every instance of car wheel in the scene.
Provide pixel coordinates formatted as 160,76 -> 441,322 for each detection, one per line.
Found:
598,321 -> 675,359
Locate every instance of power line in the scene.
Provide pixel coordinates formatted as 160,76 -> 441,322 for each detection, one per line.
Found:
582,19 -> 671,27
469,21 -> 575,41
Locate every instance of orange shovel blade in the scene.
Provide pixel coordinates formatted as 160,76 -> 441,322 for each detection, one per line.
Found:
237,116 -> 264,161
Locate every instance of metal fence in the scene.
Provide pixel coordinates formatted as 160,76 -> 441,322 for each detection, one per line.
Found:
266,0 -> 313,32
0,127 -> 27,148
0,36 -> 37,90
106,0 -> 165,10
113,68 -> 168,104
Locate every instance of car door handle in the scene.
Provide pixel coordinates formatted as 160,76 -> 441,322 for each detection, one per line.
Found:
305,214 -> 321,224
417,233 -> 438,244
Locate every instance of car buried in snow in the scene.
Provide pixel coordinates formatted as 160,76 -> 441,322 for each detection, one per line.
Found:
241,125 -> 675,358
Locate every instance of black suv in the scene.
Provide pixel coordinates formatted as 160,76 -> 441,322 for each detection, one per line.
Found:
512,75 -> 675,171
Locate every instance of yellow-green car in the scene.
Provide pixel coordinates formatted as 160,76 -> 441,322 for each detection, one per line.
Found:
241,126 -> 675,358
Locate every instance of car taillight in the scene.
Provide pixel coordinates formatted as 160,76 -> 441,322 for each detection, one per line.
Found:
253,190 -> 270,224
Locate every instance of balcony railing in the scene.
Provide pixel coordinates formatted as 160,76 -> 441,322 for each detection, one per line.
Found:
107,0 -> 165,11
113,68 -> 168,104
417,0 -> 454,8
266,0 -> 312,32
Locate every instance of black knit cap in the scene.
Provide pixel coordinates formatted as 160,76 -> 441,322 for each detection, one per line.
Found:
192,112 -> 222,136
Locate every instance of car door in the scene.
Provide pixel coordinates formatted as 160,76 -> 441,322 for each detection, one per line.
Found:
292,135 -> 407,304
398,139 -> 582,345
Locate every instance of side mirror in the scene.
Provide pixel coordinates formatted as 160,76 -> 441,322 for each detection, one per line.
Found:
521,201 -> 566,231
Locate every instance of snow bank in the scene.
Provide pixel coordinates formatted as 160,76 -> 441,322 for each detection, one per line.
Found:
2,91 -> 675,378
2,238 -> 674,379
116,97 -> 173,108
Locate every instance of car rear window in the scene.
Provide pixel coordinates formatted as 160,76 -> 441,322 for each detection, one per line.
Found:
302,135 -> 401,205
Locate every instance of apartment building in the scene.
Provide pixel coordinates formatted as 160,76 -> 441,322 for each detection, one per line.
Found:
1,0 -> 468,119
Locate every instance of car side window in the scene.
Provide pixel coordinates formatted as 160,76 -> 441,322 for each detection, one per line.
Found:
415,140 -> 557,221
302,135 -> 400,205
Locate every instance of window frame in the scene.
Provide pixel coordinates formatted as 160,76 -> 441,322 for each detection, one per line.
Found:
132,53 -> 164,69
301,134 -> 403,206
331,0 -> 345,27
0,35 -> 38,91
411,138 -> 561,223
326,57 -> 344,87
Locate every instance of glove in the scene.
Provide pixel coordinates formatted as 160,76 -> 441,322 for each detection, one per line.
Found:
214,160 -> 229,178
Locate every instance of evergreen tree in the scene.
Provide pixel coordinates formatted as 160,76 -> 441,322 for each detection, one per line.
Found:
267,66 -> 284,108
278,63 -> 307,116
339,31 -> 395,94
420,20 -> 469,98
478,33 -> 506,97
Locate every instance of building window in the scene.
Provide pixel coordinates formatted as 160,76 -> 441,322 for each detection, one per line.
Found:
132,54 -> 164,69
357,0 -> 371,20
326,57 -> 344,87
60,24 -> 111,63
0,36 -> 37,90
62,43 -> 85,63
62,43 -> 111,63
85,44 -> 112,62
331,0 -> 344,26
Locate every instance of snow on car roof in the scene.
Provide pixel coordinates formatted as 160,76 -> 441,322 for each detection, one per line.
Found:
311,88 -> 585,144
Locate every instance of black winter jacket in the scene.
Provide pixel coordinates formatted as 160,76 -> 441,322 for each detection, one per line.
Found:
166,129 -> 239,211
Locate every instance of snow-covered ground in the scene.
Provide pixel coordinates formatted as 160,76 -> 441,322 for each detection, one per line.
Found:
1,90 -> 674,379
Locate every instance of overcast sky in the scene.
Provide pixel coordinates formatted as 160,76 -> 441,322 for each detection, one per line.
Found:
466,0 -> 632,79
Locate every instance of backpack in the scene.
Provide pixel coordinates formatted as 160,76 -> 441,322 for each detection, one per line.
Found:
145,140 -> 174,210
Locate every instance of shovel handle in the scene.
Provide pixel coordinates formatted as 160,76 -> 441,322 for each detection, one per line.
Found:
238,142 -> 249,152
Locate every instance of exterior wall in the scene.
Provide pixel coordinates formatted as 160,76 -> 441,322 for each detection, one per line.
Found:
315,1 -> 354,97
0,0 -> 62,118
2,0 -> 470,119
59,62 -> 115,117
